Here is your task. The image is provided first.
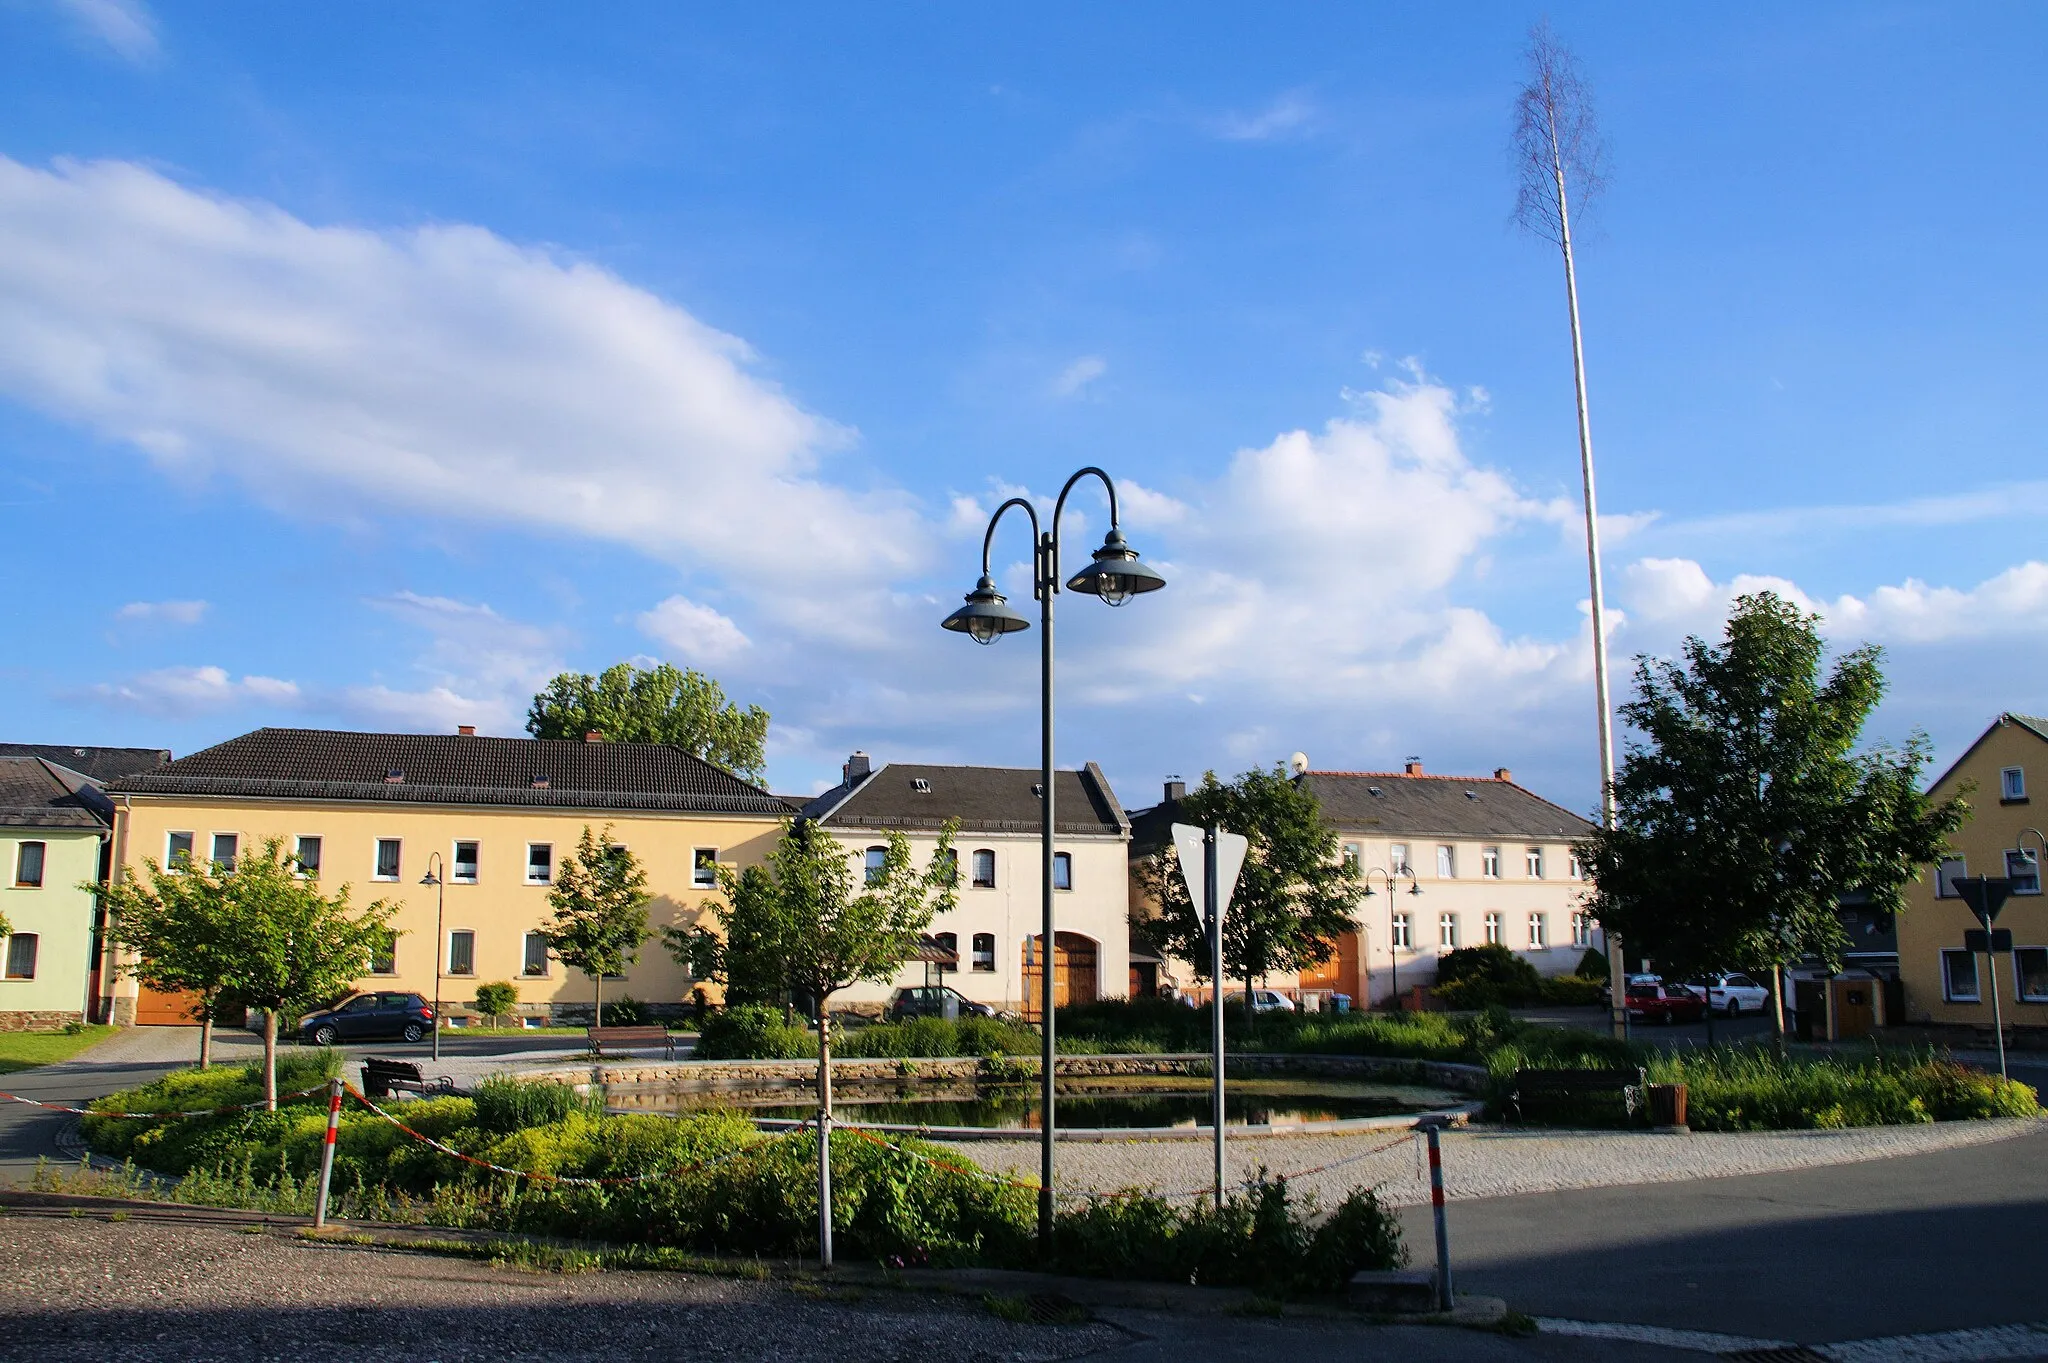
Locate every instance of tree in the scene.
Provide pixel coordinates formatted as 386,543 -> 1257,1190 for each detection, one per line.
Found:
1578,593 -> 1967,1034
97,852 -> 247,1069
527,661 -> 770,781
1144,766 -> 1359,1026
474,981 -> 519,1029
664,863 -> 798,1020
541,825 -> 653,1027
1512,21 -> 1629,1035
104,839 -> 400,1107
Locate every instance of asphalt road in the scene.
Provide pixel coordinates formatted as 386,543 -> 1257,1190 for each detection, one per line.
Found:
1406,1120 -> 2048,1346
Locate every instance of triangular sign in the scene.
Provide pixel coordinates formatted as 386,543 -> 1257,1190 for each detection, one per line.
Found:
1172,823 -> 1250,927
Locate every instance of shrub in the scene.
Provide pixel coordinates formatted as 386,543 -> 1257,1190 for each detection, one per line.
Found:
1576,947 -> 1611,981
1538,975 -> 1607,1007
695,1005 -> 817,1060
471,1076 -> 599,1134
1435,944 -> 1543,1006
600,996 -> 648,1027
473,982 -> 519,1026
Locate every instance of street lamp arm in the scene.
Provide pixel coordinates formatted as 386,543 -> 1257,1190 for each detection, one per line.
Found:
1049,466 -> 1120,589
978,497 -> 1043,579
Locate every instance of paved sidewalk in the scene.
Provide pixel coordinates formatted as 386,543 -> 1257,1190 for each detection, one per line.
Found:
0,1027 -> 211,1183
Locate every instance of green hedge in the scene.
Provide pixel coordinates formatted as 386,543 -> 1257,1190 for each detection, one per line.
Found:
1645,1048 -> 2039,1130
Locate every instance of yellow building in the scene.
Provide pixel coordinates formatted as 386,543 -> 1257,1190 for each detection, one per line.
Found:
1897,713 -> 2048,1032
104,727 -> 791,1025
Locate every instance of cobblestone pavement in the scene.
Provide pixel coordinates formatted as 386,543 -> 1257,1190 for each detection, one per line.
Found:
937,1117 -> 2042,1207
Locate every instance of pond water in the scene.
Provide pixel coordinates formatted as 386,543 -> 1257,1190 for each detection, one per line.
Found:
605,1077 -> 1463,1130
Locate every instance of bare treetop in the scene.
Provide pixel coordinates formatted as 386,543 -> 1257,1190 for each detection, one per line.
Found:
1513,19 -> 1608,245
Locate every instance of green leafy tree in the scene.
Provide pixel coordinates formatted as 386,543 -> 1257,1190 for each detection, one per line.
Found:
474,981 -> 519,1029
541,825 -> 653,1027
665,862 -> 798,1020
1144,765 -> 1359,1025
1579,592 -> 1966,1033
104,838 -> 400,1107
96,851 -> 248,1070
527,661 -> 770,781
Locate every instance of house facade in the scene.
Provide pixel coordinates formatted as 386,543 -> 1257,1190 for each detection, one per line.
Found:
1896,713 -> 2048,1032
1129,758 -> 1597,1007
805,753 -> 1132,1016
0,757 -> 116,1030
104,727 -> 791,1024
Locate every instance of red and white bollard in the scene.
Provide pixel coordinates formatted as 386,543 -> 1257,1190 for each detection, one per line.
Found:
313,1076 -> 344,1229
1423,1118 -> 1453,1312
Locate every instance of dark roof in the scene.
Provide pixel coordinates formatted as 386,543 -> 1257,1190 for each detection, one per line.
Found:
1131,770 -> 1594,850
806,762 -> 1129,837
0,744 -> 169,783
1927,712 -> 2048,793
108,728 -> 787,815
0,758 -> 114,829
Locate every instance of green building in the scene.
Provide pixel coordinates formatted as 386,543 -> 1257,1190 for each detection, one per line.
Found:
0,757 -> 115,1030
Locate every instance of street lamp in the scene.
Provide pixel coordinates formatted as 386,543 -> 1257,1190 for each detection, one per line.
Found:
420,853 -> 446,1062
942,466 -> 1165,1250
1359,866 -> 1423,1009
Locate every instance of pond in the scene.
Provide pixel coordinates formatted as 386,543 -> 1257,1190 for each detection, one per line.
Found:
604,1076 -> 1465,1130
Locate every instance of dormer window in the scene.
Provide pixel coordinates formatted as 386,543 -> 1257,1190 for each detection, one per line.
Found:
1367,786 -> 1383,797
531,775 -> 550,789
912,778 -> 931,793
384,769 -> 405,784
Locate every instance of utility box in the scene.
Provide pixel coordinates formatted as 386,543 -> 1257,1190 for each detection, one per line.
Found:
1829,978 -> 1884,1038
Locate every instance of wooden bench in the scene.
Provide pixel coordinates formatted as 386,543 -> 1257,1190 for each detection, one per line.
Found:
1507,1066 -> 1648,1124
361,1057 -> 456,1100
586,1024 -> 677,1059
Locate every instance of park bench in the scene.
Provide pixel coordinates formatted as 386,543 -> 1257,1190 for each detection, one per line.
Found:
361,1057 -> 456,1100
1507,1066 -> 1647,1124
586,1024 -> 678,1059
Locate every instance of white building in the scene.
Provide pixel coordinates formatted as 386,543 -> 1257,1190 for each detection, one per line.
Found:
804,753 -> 1132,1016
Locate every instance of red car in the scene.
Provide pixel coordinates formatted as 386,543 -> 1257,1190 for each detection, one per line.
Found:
1626,982 -> 1708,1025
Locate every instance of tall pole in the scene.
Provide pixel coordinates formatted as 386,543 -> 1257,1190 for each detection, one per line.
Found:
1980,907 -> 2008,1083
1208,826 -> 1224,1208
1037,529 -> 1057,1255
426,852 -> 446,1062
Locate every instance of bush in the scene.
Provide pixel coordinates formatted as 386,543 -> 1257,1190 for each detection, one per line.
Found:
1435,945 -> 1543,1007
473,982 -> 519,1026
600,996 -> 648,1027
471,1076 -> 600,1134
695,1005 -> 817,1060
1576,947 -> 1610,981
1648,1046 -> 2042,1131
1538,975 -> 1607,1007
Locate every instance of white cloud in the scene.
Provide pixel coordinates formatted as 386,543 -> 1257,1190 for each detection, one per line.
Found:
1211,92 -> 1316,143
91,665 -> 298,716
114,598 -> 207,625
638,594 -> 751,665
1051,355 -> 1107,398
57,0 -> 158,64
0,155 -> 925,644
336,684 -> 509,735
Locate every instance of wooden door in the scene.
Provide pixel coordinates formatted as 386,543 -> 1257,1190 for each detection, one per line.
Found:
133,985 -> 203,1026
1020,933 -> 1099,1019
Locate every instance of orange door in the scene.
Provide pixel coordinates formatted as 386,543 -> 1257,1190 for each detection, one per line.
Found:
133,985 -> 203,1026
1020,933 -> 1100,1018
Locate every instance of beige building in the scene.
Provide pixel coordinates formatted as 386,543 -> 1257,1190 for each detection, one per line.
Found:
104,727 -> 791,1025
805,754 -> 1132,1016
1897,713 -> 2048,1032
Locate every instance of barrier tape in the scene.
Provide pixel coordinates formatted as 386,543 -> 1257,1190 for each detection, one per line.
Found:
2,1084 -> 333,1119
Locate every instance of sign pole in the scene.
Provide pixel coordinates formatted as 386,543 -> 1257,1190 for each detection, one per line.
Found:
1980,907 -> 2008,1083
1208,826 -> 1224,1208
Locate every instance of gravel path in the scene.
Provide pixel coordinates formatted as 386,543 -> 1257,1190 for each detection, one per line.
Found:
938,1117 -> 2043,1208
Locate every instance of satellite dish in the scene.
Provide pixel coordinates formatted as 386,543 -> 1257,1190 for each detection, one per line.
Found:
1287,751 -> 1309,777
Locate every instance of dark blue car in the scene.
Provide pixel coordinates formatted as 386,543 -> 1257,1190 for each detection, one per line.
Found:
300,991 -> 435,1046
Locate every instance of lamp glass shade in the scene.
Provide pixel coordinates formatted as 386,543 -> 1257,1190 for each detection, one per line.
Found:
941,575 -> 1030,644
1067,528 -> 1165,603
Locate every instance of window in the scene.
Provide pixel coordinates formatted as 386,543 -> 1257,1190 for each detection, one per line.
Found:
679,846 -> 713,889
452,841 -> 479,884
1390,913 -> 1412,950
1935,858 -> 1967,899
522,931 -> 550,978
863,846 -> 888,885
447,930 -> 476,977
972,932 -> 996,972
374,838 -> 401,881
1572,912 -> 1594,948
1053,851 -> 1073,891
293,836 -> 321,878
972,849 -> 996,888
2015,948 -> 2048,1003
1483,911 -> 1502,945
367,930 -> 397,976
2001,766 -> 2027,802
940,848 -> 959,885
1568,853 -> 1583,881
1941,949 -> 1980,1002
2005,850 -> 2041,896
1526,847 -> 1544,879
1528,913 -> 1548,949
1481,847 -> 1501,879
14,841 -> 45,888
165,831 -> 194,867
1341,841 -> 1361,874
1436,845 -> 1456,879
1438,912 -> 1459,949
4,933 -> 37,979
526,843 -> 553,885
211,833 -> 239,871
934,931 -> 957,973
1389,843 -> 1411,876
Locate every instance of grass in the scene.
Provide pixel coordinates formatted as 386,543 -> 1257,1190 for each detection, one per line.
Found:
0,1025 -> 118,1075
440,1025 -> 605,1037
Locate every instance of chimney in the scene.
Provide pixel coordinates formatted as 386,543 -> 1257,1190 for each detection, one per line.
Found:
1403,756 -> 1424,776
1493,767 -> 1512,783
1164,778 -> 1186,803
457,724 -> 476,737
844,751 -> 872,784
584,730 -> 603,744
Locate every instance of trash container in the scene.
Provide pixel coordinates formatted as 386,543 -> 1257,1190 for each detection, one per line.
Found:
1648,1082 -> 1689,1129
1330,993 -> 1352,1014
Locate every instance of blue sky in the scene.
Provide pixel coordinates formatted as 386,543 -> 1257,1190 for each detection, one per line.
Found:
2,2 -> 2043,809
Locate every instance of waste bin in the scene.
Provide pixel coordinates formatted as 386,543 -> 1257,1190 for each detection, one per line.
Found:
1329,993 -> 1352,1014
1648,1082 -> 1689,1129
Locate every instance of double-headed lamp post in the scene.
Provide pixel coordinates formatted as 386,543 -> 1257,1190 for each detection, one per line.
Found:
941,466 -> 1166,1251
419,853 -> 447,1062
1359,866 -> 1423,1009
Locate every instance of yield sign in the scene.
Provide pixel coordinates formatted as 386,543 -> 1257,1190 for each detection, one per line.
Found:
1172,823 -> 1248,927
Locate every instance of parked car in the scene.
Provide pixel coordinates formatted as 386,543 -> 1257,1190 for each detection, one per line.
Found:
300,991 -> 436,1045
1625,981 -> 1708,1026
886,985 -> 995,1021
1685,973 -> 1771,1017
1221,989 -> 1299,1014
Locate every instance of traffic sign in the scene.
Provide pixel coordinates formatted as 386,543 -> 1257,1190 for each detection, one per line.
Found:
1172,823 -> 1248,925
1952,876 -> 2014,927
1964,929 -> 2014,953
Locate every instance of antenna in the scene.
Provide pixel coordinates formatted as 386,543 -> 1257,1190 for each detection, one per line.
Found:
1287,752 -> 1309,777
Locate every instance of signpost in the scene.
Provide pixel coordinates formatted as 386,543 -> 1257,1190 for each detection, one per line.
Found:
1173,822 -> 1247,1209
1952,876 -> 2014,1081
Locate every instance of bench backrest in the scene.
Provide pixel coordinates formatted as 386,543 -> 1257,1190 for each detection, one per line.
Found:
363,1058 -> 424,1079
587,1025 -> 668,1042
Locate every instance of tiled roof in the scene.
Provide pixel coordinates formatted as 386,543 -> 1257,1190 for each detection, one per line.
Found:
0,758 -> 114,829
0,744 -> 169,783
806,763 -> 1129,837
2011,714 -> 2048,745
1300,771 -> 1595,840
108,728 -> 787,815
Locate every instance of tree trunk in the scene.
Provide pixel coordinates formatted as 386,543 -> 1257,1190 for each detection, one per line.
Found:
198,1014 -> 213,1070
1244,968 -> 1256,1032
593,972 -> 604,1029
1768,963 -> 1787,1039
261,1009 -> 279,1111
817,997 -> 834,1268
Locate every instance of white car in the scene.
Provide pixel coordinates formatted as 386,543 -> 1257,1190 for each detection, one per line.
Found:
1689,974 -> 1771,1017
1222,989 -> 1298,1014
